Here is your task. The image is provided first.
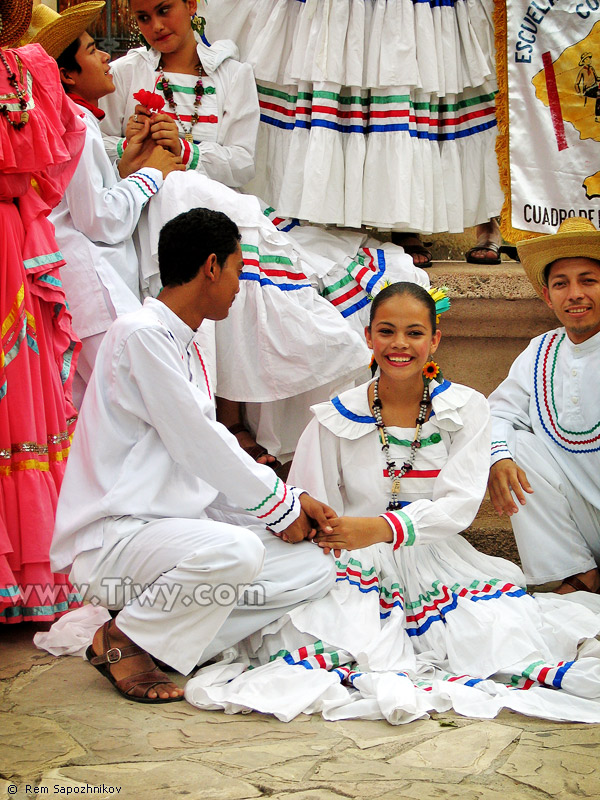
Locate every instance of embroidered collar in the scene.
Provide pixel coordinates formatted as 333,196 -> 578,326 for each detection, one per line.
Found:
313,378 -> 474,440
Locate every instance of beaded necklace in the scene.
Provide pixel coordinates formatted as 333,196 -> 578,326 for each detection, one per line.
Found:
0,51 -> 29,130
372,377 -> 430,512
156,62 -> 205,143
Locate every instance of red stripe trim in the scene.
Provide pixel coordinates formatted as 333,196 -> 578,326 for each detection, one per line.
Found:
330,284 -> 363,306
381,512 -> 405,550
193,342 -> 212,399
163,111 -> 218,124
257,482 -> 288,519
542,51 -> 568,151
315,654 -> 327,669
383,469 -> 441,478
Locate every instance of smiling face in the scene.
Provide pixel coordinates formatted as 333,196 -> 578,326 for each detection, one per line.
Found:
543,257 -> 600,343
59,33 -> 114,104
365,293 -> 441,386
130,0 -> 196,55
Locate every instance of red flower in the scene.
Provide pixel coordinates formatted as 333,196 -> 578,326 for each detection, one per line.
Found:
133,90 -> 165,112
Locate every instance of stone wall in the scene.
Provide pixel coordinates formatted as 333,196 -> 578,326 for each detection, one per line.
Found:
427,263 -> 556,567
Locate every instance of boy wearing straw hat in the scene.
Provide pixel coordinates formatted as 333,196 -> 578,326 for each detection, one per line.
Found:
21,1 -> 183,405
488,216 -> 600,594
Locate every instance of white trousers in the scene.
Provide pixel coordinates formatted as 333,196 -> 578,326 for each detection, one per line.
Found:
70,514 -> 335,674
510,430 -> 600,584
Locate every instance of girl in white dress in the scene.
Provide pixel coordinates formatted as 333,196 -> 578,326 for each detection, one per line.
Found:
185,283 -> 600,724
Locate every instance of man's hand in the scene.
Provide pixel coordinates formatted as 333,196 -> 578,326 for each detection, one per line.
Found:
276,493 -> 337,544
150,114 -> 182,156
143,145 -> 185,179
314,516 -> 392,557
488,458 -> 533,516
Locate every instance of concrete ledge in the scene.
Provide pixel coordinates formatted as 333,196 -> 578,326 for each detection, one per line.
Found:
427,262 -> 555,565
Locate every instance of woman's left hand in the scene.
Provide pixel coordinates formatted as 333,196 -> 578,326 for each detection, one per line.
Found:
150,113 -> 181,156
313,516 -> 392,557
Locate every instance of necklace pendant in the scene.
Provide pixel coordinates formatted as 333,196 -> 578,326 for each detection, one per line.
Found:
184,132 -> 194,143
20,111 -> 29,124
391,477 -> 402,493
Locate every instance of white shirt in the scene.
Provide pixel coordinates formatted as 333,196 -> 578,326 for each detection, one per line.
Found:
51,298 -> 301,572
50,106 -> 163,338
99,37 -> 259,188
289,379 -> 491,548
488,327 -> 600,511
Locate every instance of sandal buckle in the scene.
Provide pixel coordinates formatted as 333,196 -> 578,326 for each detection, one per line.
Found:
106,647 -> 122,663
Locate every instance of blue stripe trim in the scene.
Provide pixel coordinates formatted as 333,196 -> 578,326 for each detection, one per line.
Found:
335,575 -> 379,594
200,33 -> 211,46
240,272 -> 311,291
0,585 -> 20,598
312,119 -> 367,134
465,677 -> 484,687
23,251 -> 63,270
553,660 -> 574,688
471,588 -> 527,602
269,492 -> 296,528
340,294 -> 371,318
363,249 -> 386,296
136,170 -> 159,192
331,395 -> 375,424
37,274 -> 62,287
0,380 -> 6,401
26,334 -> 39,354
430,379 -> 452,399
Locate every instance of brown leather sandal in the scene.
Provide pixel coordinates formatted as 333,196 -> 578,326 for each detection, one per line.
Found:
559,574 -> 600,594
228,422 -> 282,471
86,620 -> 183,703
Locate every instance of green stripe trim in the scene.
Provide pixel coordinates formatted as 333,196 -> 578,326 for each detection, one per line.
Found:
157,81 -> 215,95
242,243 -> 259,254
522,660 -> 545,680
387,432 -> 442,447
23,251 -> 63,270
395,510 -> 415,546
257,84 -> 298,103
263,206 -> 275,216
0,585 -> 20,598
321,273 -> 354,297
188,142 -> 200,171
312,90 -> 369,105
258,255 -> 293,266
246,477 -> 280,512
117,137 -> 125,158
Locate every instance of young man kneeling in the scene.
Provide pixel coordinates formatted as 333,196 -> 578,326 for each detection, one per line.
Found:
51,208 -> 336,703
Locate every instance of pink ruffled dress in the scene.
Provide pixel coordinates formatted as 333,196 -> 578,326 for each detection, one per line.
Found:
0,44 -> 86,623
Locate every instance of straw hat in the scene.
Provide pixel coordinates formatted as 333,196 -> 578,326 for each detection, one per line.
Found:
517,216 -> 600,298
20,1 -> 105,59
0,0 -> 34,47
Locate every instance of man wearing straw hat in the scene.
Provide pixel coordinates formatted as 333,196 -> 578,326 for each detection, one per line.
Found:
21,1 -> 183,405
488,216 -> 600,594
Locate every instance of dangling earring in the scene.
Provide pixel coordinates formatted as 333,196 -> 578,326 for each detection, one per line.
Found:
191,14 -> 206,38
422,358 -> 442,385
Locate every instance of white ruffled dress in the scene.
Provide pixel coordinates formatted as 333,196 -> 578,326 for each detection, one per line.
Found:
185,379 -> 600,723
201,0 -> 503,232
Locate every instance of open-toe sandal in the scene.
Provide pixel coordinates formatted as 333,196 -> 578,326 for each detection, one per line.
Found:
391,233 -> 433,267
464,241 -> 501,265
86,620 -> 183,704
559,574 -> 600,594
228,422 -> 282,471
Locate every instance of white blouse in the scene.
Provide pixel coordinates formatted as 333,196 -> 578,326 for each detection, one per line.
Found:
289,378 -> 492,548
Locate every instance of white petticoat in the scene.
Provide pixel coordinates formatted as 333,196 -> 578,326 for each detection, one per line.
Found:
185,539 -> 600,724
202,0 -> 502,230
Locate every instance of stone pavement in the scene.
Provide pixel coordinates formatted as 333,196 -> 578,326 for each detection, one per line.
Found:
2,624 -> 599,800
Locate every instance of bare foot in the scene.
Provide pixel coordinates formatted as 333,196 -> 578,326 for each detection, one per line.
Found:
90,620 -> 184,700
232,426 -> 276,465
555,567 -> 600,594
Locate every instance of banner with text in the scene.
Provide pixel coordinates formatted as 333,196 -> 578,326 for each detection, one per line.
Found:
504,0 -> 600,236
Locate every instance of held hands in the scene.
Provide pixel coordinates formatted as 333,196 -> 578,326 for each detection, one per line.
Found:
488,458 -> 533,516
149,113 -> 182,156
119,108 -> 184,179
277,493 -> 337,544
313,516 -> 393,558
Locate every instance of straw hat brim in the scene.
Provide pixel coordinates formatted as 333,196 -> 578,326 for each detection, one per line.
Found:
31,1 -> 105,59
517,230 -> 600,298
0,0 -> 33,47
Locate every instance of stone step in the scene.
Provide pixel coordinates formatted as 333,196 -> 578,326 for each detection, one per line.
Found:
423,262 -> 555,566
